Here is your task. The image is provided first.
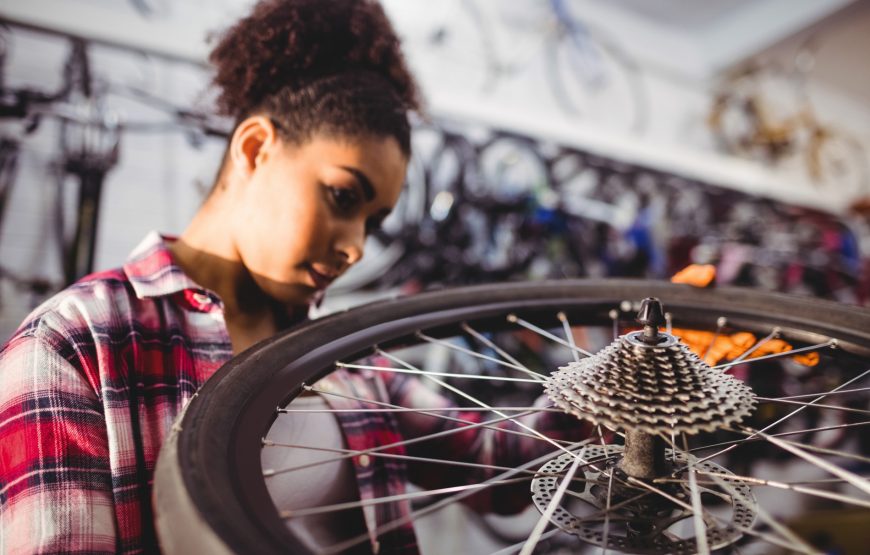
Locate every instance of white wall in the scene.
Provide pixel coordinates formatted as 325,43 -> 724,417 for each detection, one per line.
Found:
383,0 -> 870,207
1,0 -> 869,340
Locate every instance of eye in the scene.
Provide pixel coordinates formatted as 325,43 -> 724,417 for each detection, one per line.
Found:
328,186 -> 361,212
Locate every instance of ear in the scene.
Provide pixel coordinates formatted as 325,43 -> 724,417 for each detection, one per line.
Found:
228,116 -> 278,178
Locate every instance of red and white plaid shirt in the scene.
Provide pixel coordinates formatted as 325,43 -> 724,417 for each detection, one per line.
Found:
0,232 -> 589,554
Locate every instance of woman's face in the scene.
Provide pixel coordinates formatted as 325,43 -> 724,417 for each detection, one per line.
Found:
230,131 -> 407,307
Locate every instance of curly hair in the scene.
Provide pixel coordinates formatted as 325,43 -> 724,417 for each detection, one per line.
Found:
209,0 -> 421,156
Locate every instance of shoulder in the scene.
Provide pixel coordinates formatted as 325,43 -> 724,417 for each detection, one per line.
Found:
4,269 -> 136,348
0,279 -> 133,433
0,269 -> 139,387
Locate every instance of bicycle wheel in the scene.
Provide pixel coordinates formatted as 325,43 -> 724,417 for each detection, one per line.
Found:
545,21 -> 647,134
154,279 -> 870,554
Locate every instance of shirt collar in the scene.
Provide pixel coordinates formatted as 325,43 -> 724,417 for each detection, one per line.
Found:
123,231 -> 205,300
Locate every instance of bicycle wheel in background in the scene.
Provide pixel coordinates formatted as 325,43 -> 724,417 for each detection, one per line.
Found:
545,1 -> 648,135
155,280 -> 870,555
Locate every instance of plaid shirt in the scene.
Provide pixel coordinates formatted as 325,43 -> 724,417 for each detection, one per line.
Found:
0,233 -> 589,554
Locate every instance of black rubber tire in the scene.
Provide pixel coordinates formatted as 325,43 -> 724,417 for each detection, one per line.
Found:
154,279 -> 870,555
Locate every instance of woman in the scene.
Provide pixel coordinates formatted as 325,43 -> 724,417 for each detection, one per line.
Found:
0,1 -> 588,553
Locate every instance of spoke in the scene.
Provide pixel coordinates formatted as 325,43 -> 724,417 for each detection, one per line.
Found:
263,400 -> 543,477
596,425 -> 611,458
609,308 -> 619,341
304,383 -> 569,446
557,311 -> 581,363
701,316 -> 727,361
613,436 -> 727,535
755,396 -> 870,417
726,327 -> 781,366
689,421 -> 870,454
461,322 -> 547,379
575,490 -> 652,522
416,330 -> 546,381
695,470 -> 870,509
263,440 -> 588,480
786,477 -> 870,485
519,448 -> 585,555
656,475 -> 870,487
774,386 -> 870,400
656,470 -> 870,510
727,522 -> 819,554
659,439 -> 819,554
740,425 -> 870,496
602,460 -> 614,555
592,425 -> 614,555
507,313 -> 593,357
682,434 -> 710,555
336,361 -> 542,383
713,340 -> 835,370
691,367 -> 870,466
489,528 -> 562,555
376,348 -> 593,465
320,440 -> 594,555
624,477 -> 698,516
721,428 -> 870,466
699,471 -> 820,554
277,406 -> 563,414
280,476 -> 534,519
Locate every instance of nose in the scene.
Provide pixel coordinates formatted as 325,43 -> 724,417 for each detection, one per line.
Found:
334,219 -> 366,268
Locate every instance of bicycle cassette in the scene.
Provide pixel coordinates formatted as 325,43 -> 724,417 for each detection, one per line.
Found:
545,330 -> 756,435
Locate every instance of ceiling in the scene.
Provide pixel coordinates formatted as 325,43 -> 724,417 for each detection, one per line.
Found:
1,0 -> 866,101
606,0 -> 759,30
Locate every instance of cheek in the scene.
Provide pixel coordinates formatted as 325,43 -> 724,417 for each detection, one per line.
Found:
236,186 -> 328,274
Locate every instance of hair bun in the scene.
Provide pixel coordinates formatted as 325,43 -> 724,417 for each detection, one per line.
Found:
210,0 -> 420,121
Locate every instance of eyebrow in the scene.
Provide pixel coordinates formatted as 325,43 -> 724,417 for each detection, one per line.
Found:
339,166 -> 375,202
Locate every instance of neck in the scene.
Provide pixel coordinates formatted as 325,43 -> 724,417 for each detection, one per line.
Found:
168,188 -> 289,345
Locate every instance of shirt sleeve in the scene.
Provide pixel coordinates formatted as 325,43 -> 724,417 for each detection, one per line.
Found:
0,331 -> 117,554
381,370 -> 593,514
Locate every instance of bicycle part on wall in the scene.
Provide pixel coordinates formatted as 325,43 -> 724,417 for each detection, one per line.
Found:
54,41 -> 121,284
395,0 -> 647,132
708,43 -> 869,198
154,280 -> 870,555
0,25 -> 223,291
546,0 -> 647,134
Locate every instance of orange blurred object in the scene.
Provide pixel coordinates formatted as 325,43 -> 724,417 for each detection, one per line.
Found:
670,264 -> 716,287
667,265 -> 817,367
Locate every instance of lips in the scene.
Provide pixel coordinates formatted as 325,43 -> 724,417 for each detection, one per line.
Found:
305,263 -> 339,290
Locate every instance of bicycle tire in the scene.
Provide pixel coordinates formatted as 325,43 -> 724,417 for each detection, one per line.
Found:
154,279 -> 870,554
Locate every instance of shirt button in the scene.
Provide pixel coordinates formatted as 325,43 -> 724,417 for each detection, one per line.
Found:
357,454 -> 371,468
192,292 -> 211,305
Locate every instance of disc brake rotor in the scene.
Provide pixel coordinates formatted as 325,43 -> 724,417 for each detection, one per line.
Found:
531,445 -> 757,554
